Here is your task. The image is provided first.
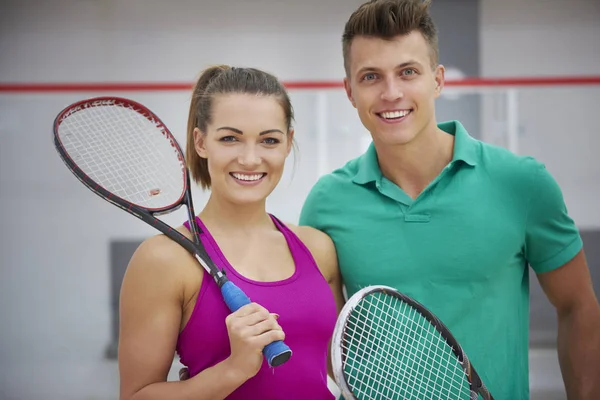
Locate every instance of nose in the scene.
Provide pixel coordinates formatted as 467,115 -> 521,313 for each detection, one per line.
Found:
237,143 -> 261,167
380,78 -> 403,102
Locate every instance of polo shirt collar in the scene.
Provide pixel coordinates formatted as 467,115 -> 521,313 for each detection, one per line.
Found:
441,120 -> 478,167
352,141 -> 381,185
352,120 -> 478,185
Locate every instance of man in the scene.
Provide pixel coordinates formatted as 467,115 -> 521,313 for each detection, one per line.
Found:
299,0 -> 600,399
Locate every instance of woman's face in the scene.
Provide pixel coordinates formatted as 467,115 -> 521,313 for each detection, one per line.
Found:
194,93 -> 293,205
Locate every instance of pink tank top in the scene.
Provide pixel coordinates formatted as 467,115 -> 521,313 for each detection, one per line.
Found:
176,215 -> 337,399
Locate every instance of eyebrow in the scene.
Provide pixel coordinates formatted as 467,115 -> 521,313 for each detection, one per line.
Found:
356,60 -> 423,76
216,127 -> 284,135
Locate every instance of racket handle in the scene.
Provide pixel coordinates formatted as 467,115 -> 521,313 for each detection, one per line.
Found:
220,281 -> 293,367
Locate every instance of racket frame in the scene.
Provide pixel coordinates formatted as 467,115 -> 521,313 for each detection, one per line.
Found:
53,96 -> 229,284
331,285 -> 494,400
53,96 -> 292,367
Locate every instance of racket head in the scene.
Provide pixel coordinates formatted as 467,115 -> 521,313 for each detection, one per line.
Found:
53,96 -> 188,214
331,285 -> 476,400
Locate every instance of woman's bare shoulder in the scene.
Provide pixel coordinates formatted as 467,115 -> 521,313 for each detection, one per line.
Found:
132,228 -> 191,264
283,222 -> 338,281
285,222 -> 334,249
124,226 -> 202,293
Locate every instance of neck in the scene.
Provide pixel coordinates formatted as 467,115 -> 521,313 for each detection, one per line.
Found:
199,193 -> 273,236
375,121 -> 454,198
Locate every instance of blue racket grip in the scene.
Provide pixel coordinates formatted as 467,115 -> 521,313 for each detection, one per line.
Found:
220,281 -> 292,367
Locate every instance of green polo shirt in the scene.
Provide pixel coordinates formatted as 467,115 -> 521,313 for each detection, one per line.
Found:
299,120 -> 582,399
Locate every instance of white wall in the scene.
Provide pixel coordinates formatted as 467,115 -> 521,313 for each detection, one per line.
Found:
480,0 -> 600,228
0,0 -> 361,82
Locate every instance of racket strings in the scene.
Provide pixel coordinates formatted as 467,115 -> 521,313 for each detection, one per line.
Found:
64,106 -> 176,202
342,299 -> 459,399
388,303 -> 466,399
396,306 -> 467,399
341,292 -> 470,399
80,105 -> 180,204
57,102 -> 185,209
342,301 -> 416,396
371,296 -> 467,399
342,302 -> 461,400
357,295 -> 467,399
358,302 -> 440,399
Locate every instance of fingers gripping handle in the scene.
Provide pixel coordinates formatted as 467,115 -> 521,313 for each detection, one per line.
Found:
220,281 -> 293,367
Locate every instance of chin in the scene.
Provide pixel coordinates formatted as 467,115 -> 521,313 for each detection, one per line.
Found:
231,196 -> 266,206
227,188 -> 272,206
375,129 -> 419,146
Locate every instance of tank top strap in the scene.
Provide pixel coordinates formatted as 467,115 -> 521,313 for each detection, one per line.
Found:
268,213 -> 287,233
268,214 -> 321,274
269,214 -> 297,246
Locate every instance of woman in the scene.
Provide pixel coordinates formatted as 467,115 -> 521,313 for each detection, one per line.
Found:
118,65 -> 345,400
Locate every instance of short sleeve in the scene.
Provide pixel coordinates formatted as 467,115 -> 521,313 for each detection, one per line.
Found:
525,163 -> 582,273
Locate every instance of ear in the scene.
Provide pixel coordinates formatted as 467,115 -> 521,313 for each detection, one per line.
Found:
344,77 -> 356,108
286,129 -> 295,156
193,128 -> 208,159
433,64 -> 445,99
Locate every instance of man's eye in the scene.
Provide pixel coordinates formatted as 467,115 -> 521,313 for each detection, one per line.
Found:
363,73 -> 377,81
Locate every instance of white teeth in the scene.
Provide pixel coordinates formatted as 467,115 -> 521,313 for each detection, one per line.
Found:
232,173 -> 264,181
380,110 -> 410,119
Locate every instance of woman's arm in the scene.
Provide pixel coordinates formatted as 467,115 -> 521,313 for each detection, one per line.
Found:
118,235 -> 284,400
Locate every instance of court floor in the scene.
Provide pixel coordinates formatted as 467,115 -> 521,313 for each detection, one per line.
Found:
0,348 -> 566,399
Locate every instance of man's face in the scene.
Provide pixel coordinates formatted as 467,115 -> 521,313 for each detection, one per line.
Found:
344,31 -> 445,147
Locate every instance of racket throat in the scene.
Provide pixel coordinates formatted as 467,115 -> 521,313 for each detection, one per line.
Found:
194,254 -> 228,286
214,270 -> 229,286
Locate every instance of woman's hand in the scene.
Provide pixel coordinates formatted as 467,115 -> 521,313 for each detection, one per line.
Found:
223,302 -> 285,380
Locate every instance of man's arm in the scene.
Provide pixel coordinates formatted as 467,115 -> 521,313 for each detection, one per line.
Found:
520,160 -> 600,398
536,249 -> 600,399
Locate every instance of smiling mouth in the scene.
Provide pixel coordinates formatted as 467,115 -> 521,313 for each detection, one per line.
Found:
230,172 -> 267,182
377,109 -> 412,121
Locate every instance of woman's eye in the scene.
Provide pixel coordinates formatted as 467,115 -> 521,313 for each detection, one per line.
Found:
219,136 -> 237,142
263,137 -> 280,145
